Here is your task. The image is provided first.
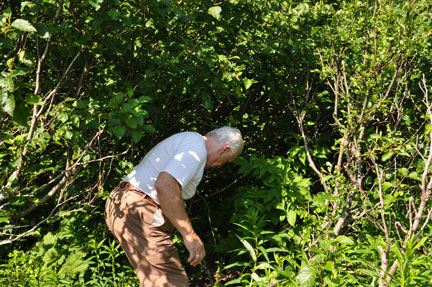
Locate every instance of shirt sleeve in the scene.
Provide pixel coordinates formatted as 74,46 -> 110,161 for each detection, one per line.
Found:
161,140 -> 206,189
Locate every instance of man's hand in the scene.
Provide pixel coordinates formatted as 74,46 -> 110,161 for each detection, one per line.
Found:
183,232 -> 206,266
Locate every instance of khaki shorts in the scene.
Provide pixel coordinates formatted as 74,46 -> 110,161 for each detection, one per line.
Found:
105,185 -> 188,287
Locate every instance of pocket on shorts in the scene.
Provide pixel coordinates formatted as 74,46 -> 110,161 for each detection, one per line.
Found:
150,208 -> 165,227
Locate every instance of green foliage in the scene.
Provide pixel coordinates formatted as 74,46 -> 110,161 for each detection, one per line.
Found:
1,0 -> 432,286
215,150 -> 314,286
0,211 -> 137,286
0,249 -> 40,286
390,237 -> 432,287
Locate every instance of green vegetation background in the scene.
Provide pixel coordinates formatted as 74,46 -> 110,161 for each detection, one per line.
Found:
1,0 -> 432,286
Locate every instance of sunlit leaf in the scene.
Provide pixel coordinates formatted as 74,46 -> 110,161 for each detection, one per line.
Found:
334,236 -> 354,245
11,19 -> 37,32
323,261 -> 335,272
89,0 -> 104,11
382,151 -> 394,162
243,78 -> 253,90
296,265 -> 317,287
287,210 -> 296,227
426,123 -> 431,135
235,234 -> 256,262
208,6 -> 222,20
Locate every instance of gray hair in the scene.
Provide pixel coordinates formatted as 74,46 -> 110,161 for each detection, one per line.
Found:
206,126 -> 244,156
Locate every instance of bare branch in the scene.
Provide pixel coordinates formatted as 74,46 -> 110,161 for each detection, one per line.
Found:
369,150 -> 391,287
395,221 -> 408,235
0,201 -> 83,246
0,202 -> 58,246
386,75 -> 432,284
333,190 -> 354,235
15,172 -> 70,219
27,0 -> 65,148
74,148 -> 129,166
377,245 -> 390,287
14,130 -> 103,219
297,112 -> 330,194
42,50 -> 82,104
411,75 -> 432,235
413,208 -> 432,241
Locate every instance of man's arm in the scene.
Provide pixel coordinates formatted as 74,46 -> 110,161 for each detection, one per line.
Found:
155,171 -> 205,266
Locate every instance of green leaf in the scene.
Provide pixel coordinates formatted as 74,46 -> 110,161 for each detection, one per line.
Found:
224,277 -> 248,285
382,151 -> 394,162
11,19 -> 37,32
383,194 -> 396,207
243,78 -> 254,90
20,2 -> 35,12
208,6 -> 222,20
223,261 -> 251,270
382,181 -> 393,192
10,197 -> 26,206
323,261 -> 335,272
135,115 -> 144,126
408,171 -> 421,181
109,117 -> 121,126
58,251 -> 89,278
412,236 -> 428,251
257,246 -> 270,263
126,117 -> 137,129
58,112 -> 69,123
132,130 -> 143,143
143,124 -> 155,134
0,91 -> 15,116
108,94 -> 125,108
89,0 -> 104,11
65,130 -> 73,140
42,247 -> 59,267
235,234 -> 257,262
26,94 -> 42,105
0,217 -> 9,224
113,126 -> 126,139
6,57 -> 14,69
138,96 -> 152,103
3,7 -> 12,18
38,232 -> 57,253
334,235 -> 354,245
18,50 -> 34,66
203,95 -> 213,110
0,76 -> 13,92
369,133 -> 380,140
426,123 -> 431,135
12,102 -> 30,127
287,210 -> 296,227
296,265 -> 317,287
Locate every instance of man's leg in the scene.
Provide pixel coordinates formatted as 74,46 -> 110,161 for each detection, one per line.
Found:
105,187 -> 188,287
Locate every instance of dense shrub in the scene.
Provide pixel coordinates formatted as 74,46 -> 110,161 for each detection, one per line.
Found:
1,0 -> 432,286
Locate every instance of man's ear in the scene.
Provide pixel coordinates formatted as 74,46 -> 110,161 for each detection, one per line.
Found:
223,144 -> 232,153
218,144 -> 231,155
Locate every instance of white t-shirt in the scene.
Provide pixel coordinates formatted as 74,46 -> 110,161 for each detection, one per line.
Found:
123,132 -> 207,204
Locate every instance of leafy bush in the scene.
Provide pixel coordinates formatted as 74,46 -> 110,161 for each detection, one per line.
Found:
1,0 -> 432,287
0,211 -> 138,287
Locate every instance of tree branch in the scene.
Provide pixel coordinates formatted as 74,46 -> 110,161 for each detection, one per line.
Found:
297,112 -> 330,194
